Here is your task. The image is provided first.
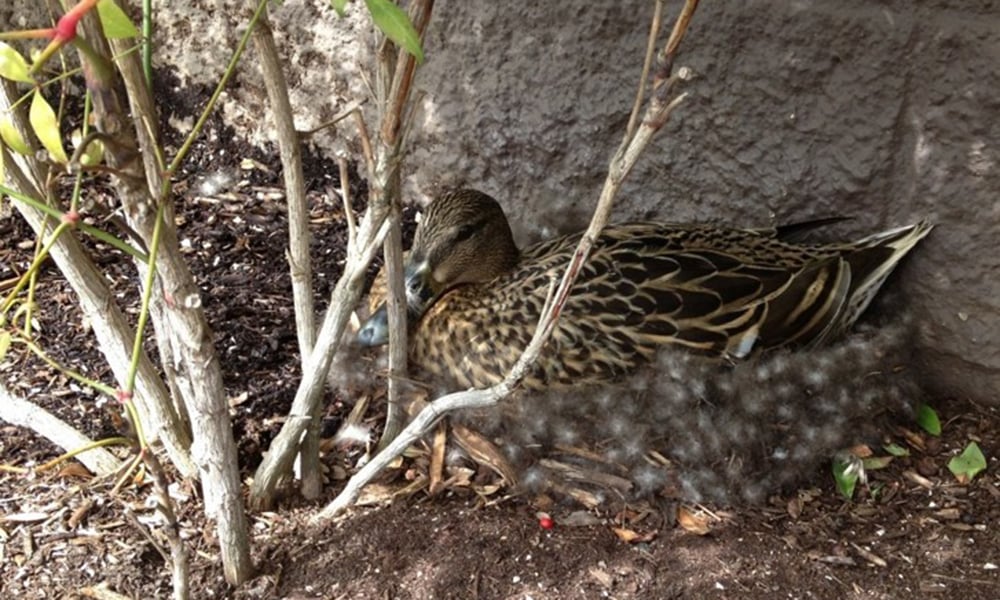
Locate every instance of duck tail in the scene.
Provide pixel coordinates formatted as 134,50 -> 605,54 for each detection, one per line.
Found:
838,220 -> 934,332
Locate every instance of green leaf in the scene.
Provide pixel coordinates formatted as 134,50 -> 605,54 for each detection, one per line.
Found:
0,42 -> 35,84
0,331 -> 10,363
948,442 -> 987,484
331,0 -> 351,17
364,0 -> 424,63
29,90 -> 67,163
97,0 -> 140,39
883,443 -> 910,457
862,455 -> 894,471
832,451 -> 864,500
1,114 -> 31,155
916,403 -> 942,436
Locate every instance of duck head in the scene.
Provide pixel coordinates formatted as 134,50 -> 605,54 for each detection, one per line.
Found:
356,189 -> 519,346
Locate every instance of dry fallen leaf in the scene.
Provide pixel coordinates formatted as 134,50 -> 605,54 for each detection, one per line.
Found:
58,463 -> 93,479
611,526 -> 657,544
452,423 -> 517,484
677,506 -> 712,535
848,443 -> 874,458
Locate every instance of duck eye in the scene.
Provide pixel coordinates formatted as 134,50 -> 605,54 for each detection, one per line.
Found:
454,223 -> 478,243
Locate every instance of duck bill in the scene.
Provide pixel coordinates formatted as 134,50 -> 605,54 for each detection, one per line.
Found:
356,260 -> 438,348
357,304 -> 390,346
404,259 -> 438,314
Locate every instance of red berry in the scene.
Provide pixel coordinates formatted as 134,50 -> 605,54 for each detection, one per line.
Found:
539,516 -> 554,530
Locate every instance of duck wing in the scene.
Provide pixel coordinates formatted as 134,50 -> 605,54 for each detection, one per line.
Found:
570,224 -> 846,360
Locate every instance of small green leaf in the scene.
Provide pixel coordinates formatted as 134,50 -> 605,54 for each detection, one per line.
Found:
97,0 -> 140,39
948,442 -> 987,484
29,90 -> 68,163
331,0 -> 350,17
1,114 -> 31,155
862,455 -> 894,471
0,42 -> 34,84
364,0 -> 424,63
0,331 -> 11,363
883,442 -> 910,457
832,451 -> 864,500
916,403 -> 942,436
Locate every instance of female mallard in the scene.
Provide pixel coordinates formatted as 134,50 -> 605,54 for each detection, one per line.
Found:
358,189 -> 931,391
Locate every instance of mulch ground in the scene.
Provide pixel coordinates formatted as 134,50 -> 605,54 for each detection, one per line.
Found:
2,112 -> 999,599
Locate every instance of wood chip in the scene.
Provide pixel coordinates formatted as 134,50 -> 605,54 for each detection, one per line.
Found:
561,510 -> 602,527
814,554 -> 857,566
850,542 -> 887,567
3,512 -> 50,523
985,482 -> 1000,501
427,423 -> 447,495
547,483 -> 600,509
355,483 -> 396,506
933,507 -> 961,520
537,458 -> 633,491
903,470 -> 935,489
787,495 -> 804,520
67,499 -> 95,529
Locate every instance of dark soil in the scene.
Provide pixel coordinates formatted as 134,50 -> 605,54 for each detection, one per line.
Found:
2,93 -> 999,599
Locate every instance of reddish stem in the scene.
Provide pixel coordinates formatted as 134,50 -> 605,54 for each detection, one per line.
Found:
61,210 -> 80,225
55,0 -> 99,43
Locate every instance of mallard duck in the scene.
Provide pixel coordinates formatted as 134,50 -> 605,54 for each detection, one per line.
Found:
357,189 -> 932,391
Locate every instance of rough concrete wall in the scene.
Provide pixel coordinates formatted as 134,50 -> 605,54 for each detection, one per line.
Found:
3,1 -> 998,402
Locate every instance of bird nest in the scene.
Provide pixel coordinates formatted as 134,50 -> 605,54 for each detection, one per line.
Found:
333,313 -> 921,511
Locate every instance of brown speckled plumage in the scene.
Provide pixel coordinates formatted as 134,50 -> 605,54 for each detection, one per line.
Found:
360,189 -> 932,392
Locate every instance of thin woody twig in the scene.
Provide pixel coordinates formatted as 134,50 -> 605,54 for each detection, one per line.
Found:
382,0 -> 435,144
377,200 -> 407,451
353,109 -> 377,184
625,0 -> 663,140
142,449 -> 190,600
299,99 -> 366,137
337,158 -> 357,245
656,0 -> 700,93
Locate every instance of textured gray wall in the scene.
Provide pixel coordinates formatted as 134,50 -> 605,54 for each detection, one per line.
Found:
3,1 -> 998,401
